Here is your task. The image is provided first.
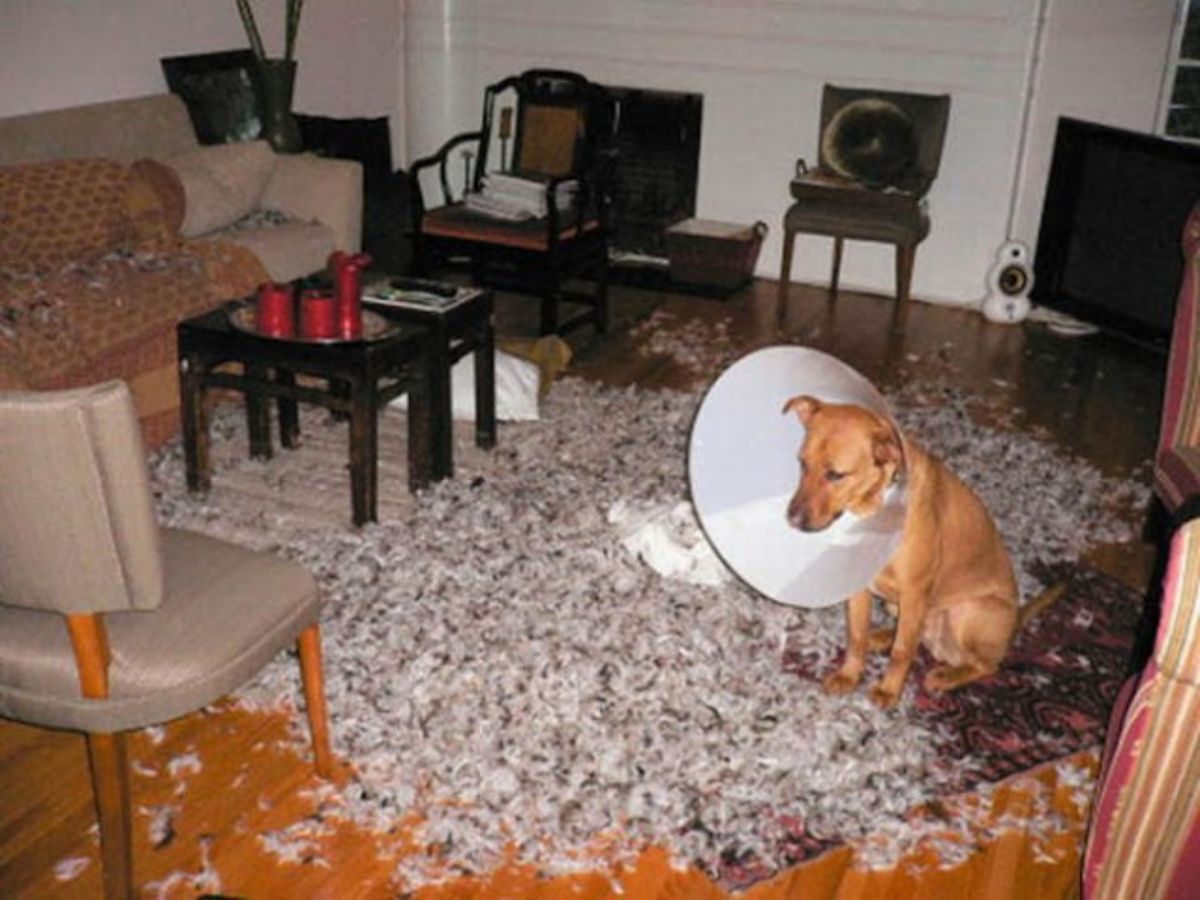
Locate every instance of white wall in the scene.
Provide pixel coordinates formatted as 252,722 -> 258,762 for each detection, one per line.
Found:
403,0 -> 1042,305
1008,0 -> 1178,248
0,0 -> 405,156
0,0 -> 1178,306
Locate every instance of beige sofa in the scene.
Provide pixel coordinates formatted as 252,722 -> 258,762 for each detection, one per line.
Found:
0,93 -> 363,447
0,93 -> 362,280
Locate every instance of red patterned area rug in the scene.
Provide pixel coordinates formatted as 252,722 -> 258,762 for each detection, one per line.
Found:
715,564 -> 1140,888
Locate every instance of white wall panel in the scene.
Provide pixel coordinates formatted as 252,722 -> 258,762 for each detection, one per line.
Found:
1009,0 -> 1177,251
404,0 -> 1039,305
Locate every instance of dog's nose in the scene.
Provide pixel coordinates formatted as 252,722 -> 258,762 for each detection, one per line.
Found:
788,505 -> 838,532
786,502 -> 809,531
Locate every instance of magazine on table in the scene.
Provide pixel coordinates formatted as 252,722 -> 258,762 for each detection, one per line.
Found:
363,277 -> 475,312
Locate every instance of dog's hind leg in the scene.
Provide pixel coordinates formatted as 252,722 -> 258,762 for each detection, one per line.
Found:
924,662 -> 999,693
923,593 -> 1018,693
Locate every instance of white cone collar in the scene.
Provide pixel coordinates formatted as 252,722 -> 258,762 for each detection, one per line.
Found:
688,347 -> 907,608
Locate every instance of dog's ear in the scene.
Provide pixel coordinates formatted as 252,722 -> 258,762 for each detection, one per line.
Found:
872,428 -> 902,467
782,395 -> 821,423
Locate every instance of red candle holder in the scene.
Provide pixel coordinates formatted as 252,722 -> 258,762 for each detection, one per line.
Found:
329,251 -> 373,339
255,282 -> 295,337
300,289 -> 338,339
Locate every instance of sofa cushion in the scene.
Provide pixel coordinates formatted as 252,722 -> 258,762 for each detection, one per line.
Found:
130,158 -> 186,238
218,218 -> 334,282
122,163 -> 187,253
164,140 -> 276,238
0,158 -> 133,270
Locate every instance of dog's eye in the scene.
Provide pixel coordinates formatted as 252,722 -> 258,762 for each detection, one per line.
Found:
825,469 -> 845,483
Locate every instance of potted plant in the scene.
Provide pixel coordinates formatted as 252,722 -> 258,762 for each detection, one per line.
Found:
235,0 -> 304,152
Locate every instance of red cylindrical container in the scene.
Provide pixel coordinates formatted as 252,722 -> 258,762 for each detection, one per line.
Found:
331,252 -> 373,339
255,282 -> 295,337
300,289 -> 338,339
335,264 -> 363,339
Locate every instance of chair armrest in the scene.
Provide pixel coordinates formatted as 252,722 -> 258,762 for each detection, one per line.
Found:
261,153 -> 364,252
410,131 -> 484,212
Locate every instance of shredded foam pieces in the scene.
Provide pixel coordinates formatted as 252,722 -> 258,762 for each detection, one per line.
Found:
147,371 -> 1144,890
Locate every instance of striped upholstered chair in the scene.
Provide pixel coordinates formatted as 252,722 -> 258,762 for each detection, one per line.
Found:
1154,201 -> 1200,513
1131,204 -> 1200,671
1082,518 -> 1200,898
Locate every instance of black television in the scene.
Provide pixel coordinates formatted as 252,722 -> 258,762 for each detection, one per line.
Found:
1031,116 -> 1200,349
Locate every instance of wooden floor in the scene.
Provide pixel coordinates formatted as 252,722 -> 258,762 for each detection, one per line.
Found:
0,278 -> 1167,898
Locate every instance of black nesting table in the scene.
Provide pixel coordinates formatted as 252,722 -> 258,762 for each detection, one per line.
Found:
177,300 -> 438,526
363,281 -> 496,478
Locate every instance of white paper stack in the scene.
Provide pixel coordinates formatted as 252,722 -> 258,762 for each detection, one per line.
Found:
464,172 -> 578,221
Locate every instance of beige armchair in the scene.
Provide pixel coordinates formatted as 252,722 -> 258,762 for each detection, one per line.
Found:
0,381 -> 332,898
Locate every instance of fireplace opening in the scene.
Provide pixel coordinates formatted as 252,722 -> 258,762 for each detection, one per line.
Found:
603,85 -> 702,279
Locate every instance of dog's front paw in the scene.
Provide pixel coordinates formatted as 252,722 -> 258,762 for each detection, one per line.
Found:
822,669 -> 861,695
867,683 -> 901,709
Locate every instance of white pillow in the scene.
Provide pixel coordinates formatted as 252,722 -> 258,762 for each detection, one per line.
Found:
393,349 -> 541,422
164,140 -> 277,237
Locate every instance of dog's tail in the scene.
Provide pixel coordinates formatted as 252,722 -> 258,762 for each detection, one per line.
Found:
1018,581 -> 1069,629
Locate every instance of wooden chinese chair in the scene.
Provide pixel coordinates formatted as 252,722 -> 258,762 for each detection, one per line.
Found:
0,381 -> 332,898
779,84 -> 951,310
410,69 -> 615,337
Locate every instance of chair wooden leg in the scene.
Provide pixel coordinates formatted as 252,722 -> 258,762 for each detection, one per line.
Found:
895,243 -> 917,304
297,624 -> 334,779
829,236 -> 844,299
594,254 -> 609,335
86,731 -> 133,900
778,225 -> 796,303
540,269 -> 560,336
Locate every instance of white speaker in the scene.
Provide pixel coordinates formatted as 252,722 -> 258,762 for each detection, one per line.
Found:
981,240 -> 1034,325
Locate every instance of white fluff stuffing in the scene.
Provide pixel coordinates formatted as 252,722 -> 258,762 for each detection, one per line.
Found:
608,500 -> 731,587
53,856 -> 90,881
141,835 -> 220,898
630,310 -> 740,377
142,724 -> 166,746
848,753 -> 1098,872
258,817 -> 334,868
167,751 -> 202,779
149,374 -> 1144,887
138,804 -> 178,849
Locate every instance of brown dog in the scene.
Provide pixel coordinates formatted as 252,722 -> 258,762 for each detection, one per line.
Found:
782,394 -> 1045,709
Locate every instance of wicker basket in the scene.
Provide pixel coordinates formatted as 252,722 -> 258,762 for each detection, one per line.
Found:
665,218 -> 768,291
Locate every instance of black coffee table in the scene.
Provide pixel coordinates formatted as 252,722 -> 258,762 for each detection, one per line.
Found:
177,300 -> 441,526
363,280 -> 496,478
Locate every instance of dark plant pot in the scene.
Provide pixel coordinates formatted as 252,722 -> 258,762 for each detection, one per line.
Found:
255,58 -> 302,153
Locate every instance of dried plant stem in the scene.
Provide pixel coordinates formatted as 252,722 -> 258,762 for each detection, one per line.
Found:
235,0 -> 266,62
285,0 -> 305,61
